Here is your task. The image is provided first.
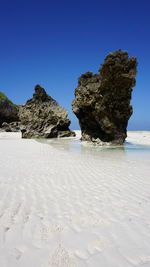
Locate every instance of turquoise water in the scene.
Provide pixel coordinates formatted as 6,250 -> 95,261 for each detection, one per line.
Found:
37,137 -> 150,154
124,142 -> 150,152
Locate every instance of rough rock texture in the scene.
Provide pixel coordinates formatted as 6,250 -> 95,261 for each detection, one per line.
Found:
0,95 -> 19,127
19,85 -> 75,138
1,121 -> 21,132
72,50 -> 137,145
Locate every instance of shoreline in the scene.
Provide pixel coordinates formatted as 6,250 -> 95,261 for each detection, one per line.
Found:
0,130 -> 150,146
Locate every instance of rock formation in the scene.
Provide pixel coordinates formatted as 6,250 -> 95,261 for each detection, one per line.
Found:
72,50 -> 137,145
0,92 -> 19,127
1,121 -> 20,132
19,85 -> 75,138
0,86 -> 75,138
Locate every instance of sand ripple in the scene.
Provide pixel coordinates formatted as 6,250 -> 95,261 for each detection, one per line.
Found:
0,132 -> 150,266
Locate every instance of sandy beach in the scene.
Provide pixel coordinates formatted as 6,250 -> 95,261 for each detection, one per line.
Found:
0,131 -> 150,267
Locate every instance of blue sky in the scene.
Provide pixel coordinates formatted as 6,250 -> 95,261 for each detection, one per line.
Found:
0,0 -> 150,130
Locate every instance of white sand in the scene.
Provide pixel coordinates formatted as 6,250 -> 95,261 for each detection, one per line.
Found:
0,131 -> 150,267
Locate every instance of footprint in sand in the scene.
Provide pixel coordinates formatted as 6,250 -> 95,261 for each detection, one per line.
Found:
87,238 -> 110,255
10,203 -> 21,224
23,213 -> 30,224
11,248 -> 22,260
41,224 -> 66,241
74,250 -> 88,260
49,244 -> 77,267
2,226 -> 10,243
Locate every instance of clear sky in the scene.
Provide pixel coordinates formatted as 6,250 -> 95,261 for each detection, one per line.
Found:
0,0 -> 150,130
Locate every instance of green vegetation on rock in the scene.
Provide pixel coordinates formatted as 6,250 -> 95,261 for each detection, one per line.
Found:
0,91 -> 19,108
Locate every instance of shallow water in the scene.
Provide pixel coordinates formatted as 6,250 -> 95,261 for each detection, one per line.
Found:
36,136 -> 150,155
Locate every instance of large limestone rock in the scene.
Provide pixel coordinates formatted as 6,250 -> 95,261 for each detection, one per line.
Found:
72,50 -> 137,145
0,92 -> 19,127
19,85 -> 75,138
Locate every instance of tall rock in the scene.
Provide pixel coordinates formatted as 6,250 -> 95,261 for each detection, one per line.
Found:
72,50 -> 137,144
19,85 -> 75,138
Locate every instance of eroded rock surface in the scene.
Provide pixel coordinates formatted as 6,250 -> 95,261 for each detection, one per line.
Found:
72,50 -> 137,145
1,121 -> 21,132
19,85 -> 75,138
0,95 -> 19,127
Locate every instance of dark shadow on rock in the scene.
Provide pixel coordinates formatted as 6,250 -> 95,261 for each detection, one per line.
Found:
72,50 -> 138,145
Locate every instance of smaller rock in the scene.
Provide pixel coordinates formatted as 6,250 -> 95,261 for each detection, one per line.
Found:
19,85 -> 75,138
0,95 -> 19,126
